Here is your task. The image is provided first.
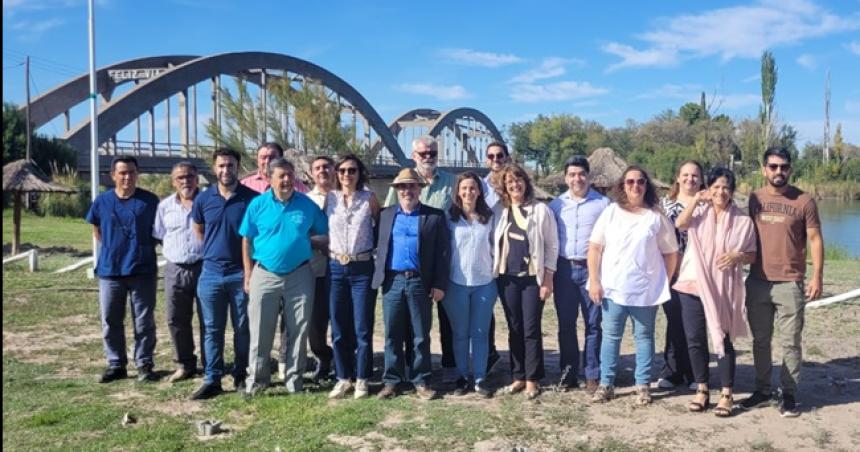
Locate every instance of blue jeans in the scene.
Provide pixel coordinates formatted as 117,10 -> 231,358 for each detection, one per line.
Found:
329,260 -> 376,381
382,273 -> 432,386
197,269 -> 249,384
599,298 -> 658,387
553,259 -> 602,381
99,273 -> 157,369
441,281 -> 498,383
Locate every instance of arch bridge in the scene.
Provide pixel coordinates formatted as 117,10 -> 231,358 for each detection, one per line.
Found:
26,52 -> 504,178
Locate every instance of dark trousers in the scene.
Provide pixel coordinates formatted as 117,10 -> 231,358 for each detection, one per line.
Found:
382,273 -> 433,386
553,259 -> 602,382
660,289 -> 694,384
280,273 -> 333,368
164,262 -> 204,371
329,260 -> 376,380
498,275 -> 545,381
679,292 -> 736,388
98,273 -> 158,369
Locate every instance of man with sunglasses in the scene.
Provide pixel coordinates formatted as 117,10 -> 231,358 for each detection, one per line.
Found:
384,136 -> 460,383
86,156 -> 161,384
741,147 -> 824,418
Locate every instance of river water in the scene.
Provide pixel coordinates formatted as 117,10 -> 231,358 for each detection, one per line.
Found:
817,199 -> 860,258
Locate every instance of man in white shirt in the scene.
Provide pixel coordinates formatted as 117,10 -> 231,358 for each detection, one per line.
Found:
153,162 -> 205,383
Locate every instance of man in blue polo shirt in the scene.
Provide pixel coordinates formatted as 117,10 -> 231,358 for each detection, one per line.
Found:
549,156 -> 610,393
239,158 -> 329,397
190,148 -> 258,400
86,156 -> 160,383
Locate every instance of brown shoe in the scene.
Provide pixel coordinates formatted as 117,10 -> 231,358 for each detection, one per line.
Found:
585,379 -> 599,394
377,384 -> 397,400
168,367 -> 194,383
414,384 -> 438,400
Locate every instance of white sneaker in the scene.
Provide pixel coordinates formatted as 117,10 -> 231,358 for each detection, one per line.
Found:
354,379 -> 369,399
656,378 -> 676,389
328,380 -> 353,399
278,363 -> 286,381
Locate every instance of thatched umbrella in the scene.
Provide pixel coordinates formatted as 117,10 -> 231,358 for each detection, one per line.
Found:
3,159 -> 76,255
537,147 -> 671,195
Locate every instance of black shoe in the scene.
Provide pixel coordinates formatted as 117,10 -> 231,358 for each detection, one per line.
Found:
377,384 -> 397,400
136,366 -> 159,383
475,381 -> 493,398
99,367 -> 127,383
453,377 -> 470,396
233,375 -> 247,392
191,382 -> 223,400
779,393 -> 800,418
739,391 -> 773,410
312,361 -> 332,382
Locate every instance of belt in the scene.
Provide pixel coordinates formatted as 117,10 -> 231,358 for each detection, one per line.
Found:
329,250 -> 373,265
171,261 -> 202,268
257,259 -> 310,276
568,258 -> 587,266
387,270 -> 420,279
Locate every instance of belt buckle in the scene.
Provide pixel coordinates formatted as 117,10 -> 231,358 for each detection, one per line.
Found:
337,254 -> 351,265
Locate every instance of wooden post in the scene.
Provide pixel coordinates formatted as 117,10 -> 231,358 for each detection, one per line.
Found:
12,191 -> 22,255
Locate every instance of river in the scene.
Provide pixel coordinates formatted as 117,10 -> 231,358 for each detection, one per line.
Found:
817,199 -> 860,258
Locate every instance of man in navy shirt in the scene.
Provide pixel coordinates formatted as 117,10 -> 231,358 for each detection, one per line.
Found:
190,148 -> 258,400
85,156 -> 160,383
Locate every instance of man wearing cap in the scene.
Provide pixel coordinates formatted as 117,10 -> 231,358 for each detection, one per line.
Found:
374,168 -> 450,400
240,158 -> 329,396
241,142 -> 309,194
384,136 -> 459,382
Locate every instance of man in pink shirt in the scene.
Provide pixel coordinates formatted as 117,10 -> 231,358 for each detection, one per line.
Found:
240,142 -> 308,193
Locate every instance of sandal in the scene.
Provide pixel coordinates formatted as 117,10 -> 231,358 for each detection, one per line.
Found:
688,388 -> 710,412
714,393 -> 733,417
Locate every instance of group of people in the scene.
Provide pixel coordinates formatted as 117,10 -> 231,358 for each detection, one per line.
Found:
86,136 -> 823,418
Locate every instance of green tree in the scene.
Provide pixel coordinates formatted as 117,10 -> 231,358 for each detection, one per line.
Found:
760,50 -> 778,149
3,102 -> 76,174
679,102 -> 707,125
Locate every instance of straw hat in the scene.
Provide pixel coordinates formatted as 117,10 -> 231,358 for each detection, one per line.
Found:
390,168 -> 428,186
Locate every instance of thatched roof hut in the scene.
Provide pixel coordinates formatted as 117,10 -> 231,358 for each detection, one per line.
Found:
3,159 -> 76,255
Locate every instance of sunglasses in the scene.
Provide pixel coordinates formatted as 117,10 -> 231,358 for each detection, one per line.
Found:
766,163 -> 791,171
337,167 -> 358,175
417,151 -> 438,159
487,153 -> 506,161
625,178 -> 646,187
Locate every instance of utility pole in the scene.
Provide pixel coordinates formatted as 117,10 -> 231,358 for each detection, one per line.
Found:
823,69 -> 831,164
25,56 -> 31,161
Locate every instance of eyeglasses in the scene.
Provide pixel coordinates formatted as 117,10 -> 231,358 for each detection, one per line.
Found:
337,167 -> 358,175
625,178 -> 646,187
394,184 -> 419,191
767,163 -> 791,171
417,151 -> 438,159
487,153 -> 506,161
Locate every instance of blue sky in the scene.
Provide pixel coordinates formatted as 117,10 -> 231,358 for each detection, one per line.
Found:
3,0 -> 860,146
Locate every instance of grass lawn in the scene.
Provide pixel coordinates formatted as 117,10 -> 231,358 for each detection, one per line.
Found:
3,212 -> 859,451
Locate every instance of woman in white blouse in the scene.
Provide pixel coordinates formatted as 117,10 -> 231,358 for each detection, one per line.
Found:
493,164 -> 558,400
443,172 -> 498,397
325,154 -> 380,400
587,166 -> 679,406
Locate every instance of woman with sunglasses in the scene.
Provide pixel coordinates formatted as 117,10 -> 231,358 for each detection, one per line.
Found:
493,164 -> 558,400
588,166 -> 679,406
656,160 -> 705,390
674,167 -> 756,417
326,154 -> 381,400
443,172 -> 498,397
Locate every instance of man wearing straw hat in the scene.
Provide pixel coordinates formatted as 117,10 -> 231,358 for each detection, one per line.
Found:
374,168 -> 450,400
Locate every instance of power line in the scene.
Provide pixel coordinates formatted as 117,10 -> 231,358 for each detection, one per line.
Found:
4,48 -> 83,76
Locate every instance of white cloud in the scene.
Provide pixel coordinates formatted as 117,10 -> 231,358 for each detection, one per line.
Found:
394,83 -> 470,100
636,84 -> 703,100
603,43 -> 679,72
846,41 -> 860,56
796,53 -> 817,69
508,57 -> 584,84
742,74 -> 761,83
10,17 -> 64,41
603,0 -> 860,71
510,81 -> 608,103
438,48 -> 523,67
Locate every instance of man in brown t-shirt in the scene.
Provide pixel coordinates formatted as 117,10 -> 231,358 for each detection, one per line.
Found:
740,147 -> 824,418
